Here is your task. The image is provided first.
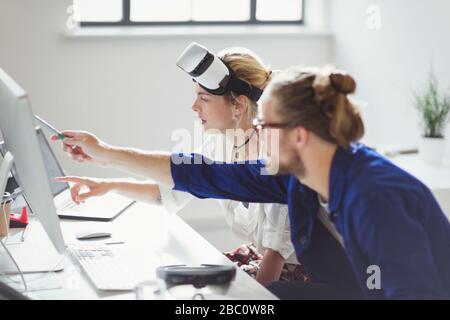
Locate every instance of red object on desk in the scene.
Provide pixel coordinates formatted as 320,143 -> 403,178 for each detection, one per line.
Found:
9,207 -> 28,228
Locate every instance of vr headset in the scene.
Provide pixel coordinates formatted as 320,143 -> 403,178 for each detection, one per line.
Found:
176,42 -> 263,102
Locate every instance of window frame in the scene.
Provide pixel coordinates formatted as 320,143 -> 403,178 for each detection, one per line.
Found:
79,0 -> 305,27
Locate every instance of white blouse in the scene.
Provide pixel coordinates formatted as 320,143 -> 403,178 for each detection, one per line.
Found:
159,134 -> 298,264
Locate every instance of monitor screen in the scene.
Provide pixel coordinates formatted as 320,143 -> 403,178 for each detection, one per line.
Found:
0,128 -> 69,197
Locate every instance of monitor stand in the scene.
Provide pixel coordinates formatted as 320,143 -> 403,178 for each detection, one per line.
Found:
0,151 -> 65,274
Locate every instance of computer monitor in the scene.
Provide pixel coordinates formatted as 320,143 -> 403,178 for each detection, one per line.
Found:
0,68 -> 66,253
0,128 -> 69,198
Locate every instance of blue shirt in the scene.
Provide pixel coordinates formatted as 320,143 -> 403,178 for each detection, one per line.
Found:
170,144 -> 450,299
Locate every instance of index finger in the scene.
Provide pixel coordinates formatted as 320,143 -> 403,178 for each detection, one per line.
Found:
60,130 -> 89,140
54,176 -> 90,185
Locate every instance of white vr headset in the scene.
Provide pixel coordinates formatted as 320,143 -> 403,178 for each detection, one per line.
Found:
176,42 -> 263,102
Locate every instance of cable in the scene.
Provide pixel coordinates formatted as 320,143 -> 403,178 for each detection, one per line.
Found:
0,222 -> 67,291
0,237 -> 28,292
0,260 -> 67,294
0,252 -> 66,292
1,192 -> 67,293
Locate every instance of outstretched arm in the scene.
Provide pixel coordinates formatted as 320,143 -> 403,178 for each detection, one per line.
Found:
55,176 -> 163,205
53,131 -> 289,204
53,131 -> 174,187
170,153 -> 290,204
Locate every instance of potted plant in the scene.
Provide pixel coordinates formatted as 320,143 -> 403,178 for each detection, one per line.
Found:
414,71 -> 450,164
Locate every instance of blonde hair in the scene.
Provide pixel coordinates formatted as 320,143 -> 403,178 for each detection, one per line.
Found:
267,65 -> 364,148
217,47 -> 272,120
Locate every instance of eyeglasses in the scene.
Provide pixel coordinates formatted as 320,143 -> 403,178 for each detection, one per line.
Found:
252,117 -> 298,131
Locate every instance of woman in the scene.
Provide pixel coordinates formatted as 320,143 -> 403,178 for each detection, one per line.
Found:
55,65 -> 450,299
56,45 -> 307,285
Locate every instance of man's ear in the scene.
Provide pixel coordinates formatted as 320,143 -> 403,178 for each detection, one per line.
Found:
294,126 -> 309,150
232,95 -> 249,116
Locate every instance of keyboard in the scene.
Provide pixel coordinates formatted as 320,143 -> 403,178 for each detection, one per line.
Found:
59,198 -> 76,210
69,243 -> 136,291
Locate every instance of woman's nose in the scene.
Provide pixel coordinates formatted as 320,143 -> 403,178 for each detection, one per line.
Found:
192,99 -> 200,112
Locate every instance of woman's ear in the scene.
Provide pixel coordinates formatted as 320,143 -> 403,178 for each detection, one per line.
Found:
232,95 -> 249,116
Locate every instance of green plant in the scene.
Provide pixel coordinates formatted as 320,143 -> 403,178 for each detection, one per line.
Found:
414,72 -> 450,138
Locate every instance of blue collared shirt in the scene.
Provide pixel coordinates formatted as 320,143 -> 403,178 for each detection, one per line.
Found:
170,144 -> 450,299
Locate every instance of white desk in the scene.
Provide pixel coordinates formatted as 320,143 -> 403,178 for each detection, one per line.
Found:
3,202 -> 276,300
390,154 -> 450,218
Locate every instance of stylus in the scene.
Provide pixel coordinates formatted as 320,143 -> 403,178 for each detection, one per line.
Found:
34,115 -> 66,140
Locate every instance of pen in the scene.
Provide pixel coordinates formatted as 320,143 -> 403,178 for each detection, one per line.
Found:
34,114 -> 66,140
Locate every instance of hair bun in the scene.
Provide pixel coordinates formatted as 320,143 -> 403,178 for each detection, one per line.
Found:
330,71 -> 356,94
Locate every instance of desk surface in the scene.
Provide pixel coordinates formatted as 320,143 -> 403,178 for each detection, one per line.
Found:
390,154 -> 450,217
390,154 -> 450,190
14,202 -> 276,300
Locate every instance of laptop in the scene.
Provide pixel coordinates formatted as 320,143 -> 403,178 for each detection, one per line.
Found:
0,127 -> 135,221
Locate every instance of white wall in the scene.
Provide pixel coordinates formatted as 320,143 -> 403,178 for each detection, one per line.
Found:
329,0 -> 450,151
0,0 -> 333,248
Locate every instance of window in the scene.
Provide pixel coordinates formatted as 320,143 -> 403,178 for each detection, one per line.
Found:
74,0 -> 304,26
